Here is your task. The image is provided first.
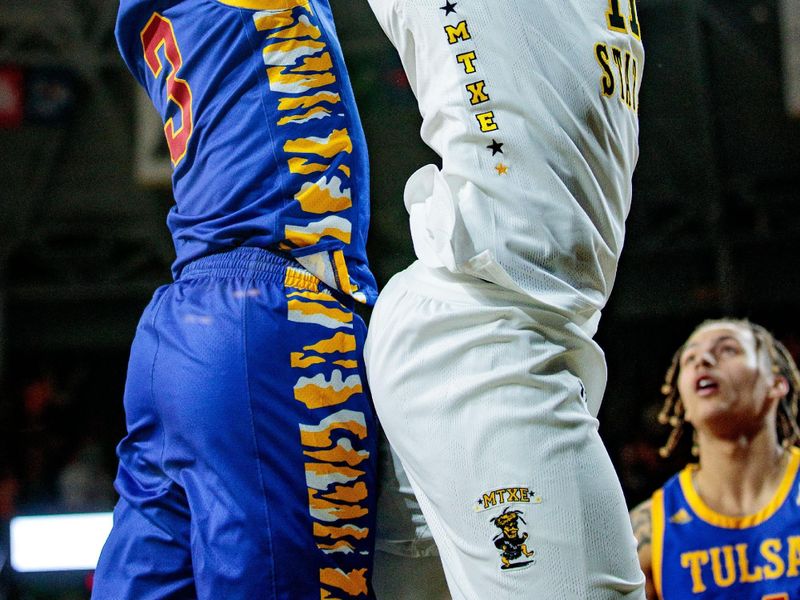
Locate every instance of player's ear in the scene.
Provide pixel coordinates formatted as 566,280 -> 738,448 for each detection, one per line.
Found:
768,375 -> 790,402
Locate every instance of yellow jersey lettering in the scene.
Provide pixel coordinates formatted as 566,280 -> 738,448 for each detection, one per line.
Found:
605,0 -> 641,38
610,47 -> 627,106
761,538 -> 786,580
445,21 -> 471,44
623,52 -> 634,108
476,111 -> 498,132
466,80 -> 490,105
786,535 -> 800,576
605,0 -> 628,34
681,550 -> 710,594
595,43 -> 615,97
596,1 -> 641,111
628,0 -> 641,39
709,546 -> 737,588
481,487 -> 532,509
736,543 -> 764,583
456,50 -> 478,74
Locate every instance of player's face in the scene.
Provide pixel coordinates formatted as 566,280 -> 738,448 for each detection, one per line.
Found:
676,323 -> 784,438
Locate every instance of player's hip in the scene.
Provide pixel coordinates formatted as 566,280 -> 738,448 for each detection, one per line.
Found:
365,261 -> 606,409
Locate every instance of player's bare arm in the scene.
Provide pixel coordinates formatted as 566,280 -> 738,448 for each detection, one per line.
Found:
630,499 -> 657,600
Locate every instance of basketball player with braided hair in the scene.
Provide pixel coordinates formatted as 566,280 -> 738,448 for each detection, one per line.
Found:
630,318 -> 800,599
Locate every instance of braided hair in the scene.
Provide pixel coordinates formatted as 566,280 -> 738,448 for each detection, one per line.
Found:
658,319 -> 800,458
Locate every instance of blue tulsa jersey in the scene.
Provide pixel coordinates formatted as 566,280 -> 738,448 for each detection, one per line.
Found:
116,0 -> 377,303
652,447 -> 800,599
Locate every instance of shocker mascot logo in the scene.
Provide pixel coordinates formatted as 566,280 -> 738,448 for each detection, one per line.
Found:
490,507 -> 535,570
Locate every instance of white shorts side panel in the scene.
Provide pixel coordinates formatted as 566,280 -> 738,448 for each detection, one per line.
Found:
365,262 -> 645,600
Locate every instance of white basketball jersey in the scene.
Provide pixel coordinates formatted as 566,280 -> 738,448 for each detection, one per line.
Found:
368,0 -> 644,317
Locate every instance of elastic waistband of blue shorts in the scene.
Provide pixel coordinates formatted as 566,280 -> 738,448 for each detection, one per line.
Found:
179,247 -> 316,288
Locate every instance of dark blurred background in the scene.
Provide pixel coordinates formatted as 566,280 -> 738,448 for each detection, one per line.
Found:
0,0 -> 799,597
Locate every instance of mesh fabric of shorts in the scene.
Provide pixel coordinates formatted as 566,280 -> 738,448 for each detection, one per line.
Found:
92,247 -> 377,600
364,261 -> 645,600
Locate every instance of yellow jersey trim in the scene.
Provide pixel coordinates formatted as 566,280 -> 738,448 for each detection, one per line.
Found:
285,266 -> 319,292
215,0 -> 310,10
332,249 -> 352,296
651,488 -> 665,600
678,447 -> 800,529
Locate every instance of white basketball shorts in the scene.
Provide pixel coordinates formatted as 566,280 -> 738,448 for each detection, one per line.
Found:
365,261 -> 645,600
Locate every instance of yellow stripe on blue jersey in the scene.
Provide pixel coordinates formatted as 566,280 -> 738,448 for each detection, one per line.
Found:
678,454 -> 800,530
217,0 -> 310,10
651,488 -> 665,599
287,275 -> 373,597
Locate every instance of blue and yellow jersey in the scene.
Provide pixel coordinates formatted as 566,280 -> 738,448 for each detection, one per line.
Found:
116,0 -> 377,303
651,447 -> 800,600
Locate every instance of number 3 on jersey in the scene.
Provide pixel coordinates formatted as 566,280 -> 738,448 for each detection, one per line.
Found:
141,13 -> 193,166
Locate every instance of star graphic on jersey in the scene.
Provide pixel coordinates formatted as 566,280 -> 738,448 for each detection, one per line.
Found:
495,163 -> 509,175
487,139 -> 504,156
440,0 -> 457,15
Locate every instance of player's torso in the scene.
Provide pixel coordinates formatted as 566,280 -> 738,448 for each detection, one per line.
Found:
369,0 -> 644,312
654,449 -> 800,600
116,0 -> 376,302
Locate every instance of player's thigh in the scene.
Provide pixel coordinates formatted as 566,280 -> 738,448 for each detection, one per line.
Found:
93,286 -> 196,600
92,494 -> 195,600
366,273 -> 642,599
152,274 -> 377,599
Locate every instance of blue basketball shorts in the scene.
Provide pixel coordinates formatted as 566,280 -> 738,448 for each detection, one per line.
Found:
92,247 -> 377,600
